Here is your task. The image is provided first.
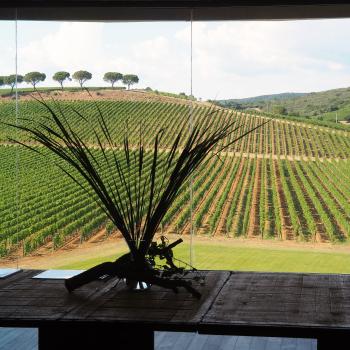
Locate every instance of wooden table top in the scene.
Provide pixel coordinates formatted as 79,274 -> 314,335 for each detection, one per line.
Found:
0,269 -> 228,331
201,271 -> 350,338
1,270 -> 350,338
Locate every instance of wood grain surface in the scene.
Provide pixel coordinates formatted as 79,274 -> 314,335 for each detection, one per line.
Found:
0,270 -> 228,331
1,269 -> 350,344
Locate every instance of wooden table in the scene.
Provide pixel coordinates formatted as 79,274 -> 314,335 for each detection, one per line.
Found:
0,270 -> 349,350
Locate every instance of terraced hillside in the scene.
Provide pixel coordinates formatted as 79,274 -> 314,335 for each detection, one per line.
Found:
1,97 -> 350,258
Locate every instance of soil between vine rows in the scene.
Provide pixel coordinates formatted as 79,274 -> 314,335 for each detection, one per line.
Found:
1,93 -> 350,263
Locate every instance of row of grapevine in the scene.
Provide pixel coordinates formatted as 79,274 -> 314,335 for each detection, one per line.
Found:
0,145 -> 167,256
165,155 -> 350,243
1,97 -> 350,258
2,100 -> 350,159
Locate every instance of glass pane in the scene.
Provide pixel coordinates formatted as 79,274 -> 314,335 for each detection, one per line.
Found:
3,16 -> 349,277
191,19 -> 350,273
1,20 -> 193,272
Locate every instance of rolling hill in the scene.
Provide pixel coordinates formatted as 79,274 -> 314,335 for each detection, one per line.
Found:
1,90 -> 350,259
216,86 -> 350,126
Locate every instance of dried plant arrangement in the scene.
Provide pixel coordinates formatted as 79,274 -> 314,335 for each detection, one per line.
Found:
7,95 -> 268,298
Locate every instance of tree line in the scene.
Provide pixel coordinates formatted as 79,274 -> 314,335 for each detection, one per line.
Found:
0,71 -> 139,93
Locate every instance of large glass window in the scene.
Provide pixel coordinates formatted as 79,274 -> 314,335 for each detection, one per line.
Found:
1,19 -> 195,271
1,16 -> 350,275
190,19 -> 350,273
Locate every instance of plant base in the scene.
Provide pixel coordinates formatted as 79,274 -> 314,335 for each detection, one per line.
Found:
125,278 -> 151,291
65,250 -> 202,299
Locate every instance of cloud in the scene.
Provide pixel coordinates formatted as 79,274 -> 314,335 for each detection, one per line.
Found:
176,20 -> 350,98
9,19 -> 350,98
19,22 -> 105,73
16,22 -> 190,93
328,62 -> 344,71
130,35 -> 190,92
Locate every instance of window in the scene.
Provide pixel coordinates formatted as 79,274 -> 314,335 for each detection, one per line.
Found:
1,12 -> 350,276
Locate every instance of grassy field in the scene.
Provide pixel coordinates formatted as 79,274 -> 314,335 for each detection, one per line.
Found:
55,241 -> 350,274
321,105 -> 350,123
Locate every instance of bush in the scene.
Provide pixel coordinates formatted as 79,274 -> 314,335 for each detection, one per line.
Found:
272,105 -> 287,115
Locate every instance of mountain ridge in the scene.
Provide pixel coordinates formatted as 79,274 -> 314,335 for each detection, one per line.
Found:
217,92 -> 307,104
215,86 -> 350,126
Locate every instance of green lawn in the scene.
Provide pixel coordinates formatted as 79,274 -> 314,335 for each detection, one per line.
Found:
56,242 -> 350,274
316,105 -> 350,122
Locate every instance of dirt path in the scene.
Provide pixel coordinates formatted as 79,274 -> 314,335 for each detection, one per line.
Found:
4,233 -> 350,270
273,160 -> 294,240
247,158 -> 262,237
4,141 -> 348,163
229,158 -> 252,237
289,162 -> 327,242
1,89 -> 208,107
178,159 -> 223,235
214,160 -> 244,236
197,160 -> 233,236
1,232 -> 124,269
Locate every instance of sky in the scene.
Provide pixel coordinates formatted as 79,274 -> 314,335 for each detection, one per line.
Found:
1,19 -> 350,100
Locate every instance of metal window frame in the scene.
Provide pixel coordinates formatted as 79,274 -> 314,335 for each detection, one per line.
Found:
1,1 -> 350,20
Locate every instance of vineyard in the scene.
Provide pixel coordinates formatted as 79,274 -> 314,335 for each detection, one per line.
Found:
1,98 -> 350,258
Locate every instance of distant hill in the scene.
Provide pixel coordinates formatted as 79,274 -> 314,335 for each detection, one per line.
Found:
218,92 -> 307,105
215,87 -> 350,126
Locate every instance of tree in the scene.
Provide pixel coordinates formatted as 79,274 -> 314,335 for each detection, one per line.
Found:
72,70 -> 92,89
24,72 -> 46,89
53,71 -> 70,90
0,76 -> 4,87
122,74 -> 139,90
103,72 -> 123,88
272,105 -> 287,115
4,74 -> 23,94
